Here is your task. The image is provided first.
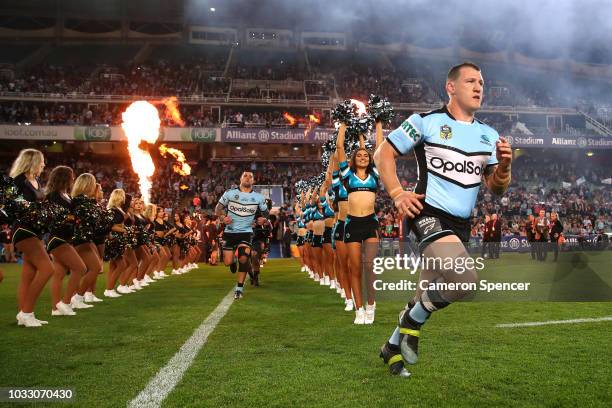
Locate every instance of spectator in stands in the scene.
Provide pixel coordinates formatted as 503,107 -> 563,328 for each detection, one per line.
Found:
282,226 -> 292,258
1,223 -> 17,263
535,209 -> 550,261
549,212 -> 564,261
489,213 -> 502,259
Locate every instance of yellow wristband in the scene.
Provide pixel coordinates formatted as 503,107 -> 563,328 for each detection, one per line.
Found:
388,187 -> 403,200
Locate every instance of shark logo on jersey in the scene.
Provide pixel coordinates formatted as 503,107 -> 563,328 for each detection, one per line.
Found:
440,125 -> 452,141
480,134 -> 492,146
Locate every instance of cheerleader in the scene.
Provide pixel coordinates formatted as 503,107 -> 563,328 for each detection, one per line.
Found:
132,197 -> 155,287
320,163 -> 337,290
83,183 -> 109,302
336,121 -> 383,324
172,211 -> 190,274
46,166 -> 88,316
70,173 -> 104,309
120,194 -> 140,292
143,203 -> 162,281
311,187 -> 328,285
103,189 -> 130,296
153,207 -> 172,278
167,211 -> 183,275
10,149 -> 54,327
183,214 -> 200,269
331,151 -> 353,310
0,202 -> 7,282
304,190 -> 316,280
294,196 -> 307,272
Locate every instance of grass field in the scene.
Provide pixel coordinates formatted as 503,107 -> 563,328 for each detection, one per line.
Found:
0,255 -> 611,407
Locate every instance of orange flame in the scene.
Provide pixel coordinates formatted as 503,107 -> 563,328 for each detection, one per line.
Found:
304,113 -> 321,136
350,99 -> 367,116
121,101 -> 160,204
308,114 -> 321,124
283,112 -> 298,126
161,96 -> 185,127
283,112 -> 320,126
159,143 -> 191,176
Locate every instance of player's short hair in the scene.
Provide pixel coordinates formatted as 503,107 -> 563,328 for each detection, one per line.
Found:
447,62 -> 481,81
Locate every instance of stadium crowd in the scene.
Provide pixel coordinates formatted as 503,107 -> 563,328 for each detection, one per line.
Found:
1,149 -> 607,265
2,52 -> 612,111
0,51 -> 611,259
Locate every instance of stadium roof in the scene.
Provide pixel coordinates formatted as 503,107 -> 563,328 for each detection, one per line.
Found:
0,0 -> 611,64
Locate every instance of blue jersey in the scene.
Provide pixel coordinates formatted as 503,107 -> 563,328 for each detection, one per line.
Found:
339,161 -> 379,193
386,105 -> 499,219
296,206 -> 306,228
218,188 -> 267,233
303,205 -> 310,222
319,195 -> 335,219
332,171 -> 348,203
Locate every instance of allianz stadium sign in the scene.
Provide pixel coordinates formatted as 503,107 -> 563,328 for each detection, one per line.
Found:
1,125 -> 612,148
220,128 -> 341,143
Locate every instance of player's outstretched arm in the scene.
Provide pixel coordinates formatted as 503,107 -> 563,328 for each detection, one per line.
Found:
373,140 -> 424,219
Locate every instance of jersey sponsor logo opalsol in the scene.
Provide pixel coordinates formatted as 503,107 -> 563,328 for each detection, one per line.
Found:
400,119 -> 420,143
425,145 -> 488,186
430,157 -> 484,175
228,202 -> 258,217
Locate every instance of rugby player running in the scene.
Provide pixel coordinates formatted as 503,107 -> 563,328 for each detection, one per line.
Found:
215,171 -> 269,299
374,62 -> 512,377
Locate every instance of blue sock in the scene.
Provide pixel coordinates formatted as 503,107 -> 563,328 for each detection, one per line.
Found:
408,302 -> 431,324
388,327 -> 400,346
236,284 -> 244,292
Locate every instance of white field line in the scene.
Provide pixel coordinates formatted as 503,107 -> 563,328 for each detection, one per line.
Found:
128,289 -> 235,408
496,316 -> 612,328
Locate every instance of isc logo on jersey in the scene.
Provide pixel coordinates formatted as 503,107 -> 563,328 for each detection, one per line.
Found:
425,145 -> 489,187
228,202 -> 258,217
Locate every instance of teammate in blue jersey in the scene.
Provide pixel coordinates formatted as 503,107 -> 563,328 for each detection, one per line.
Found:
374,62 -> 513,377
215,171 -> 269,299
